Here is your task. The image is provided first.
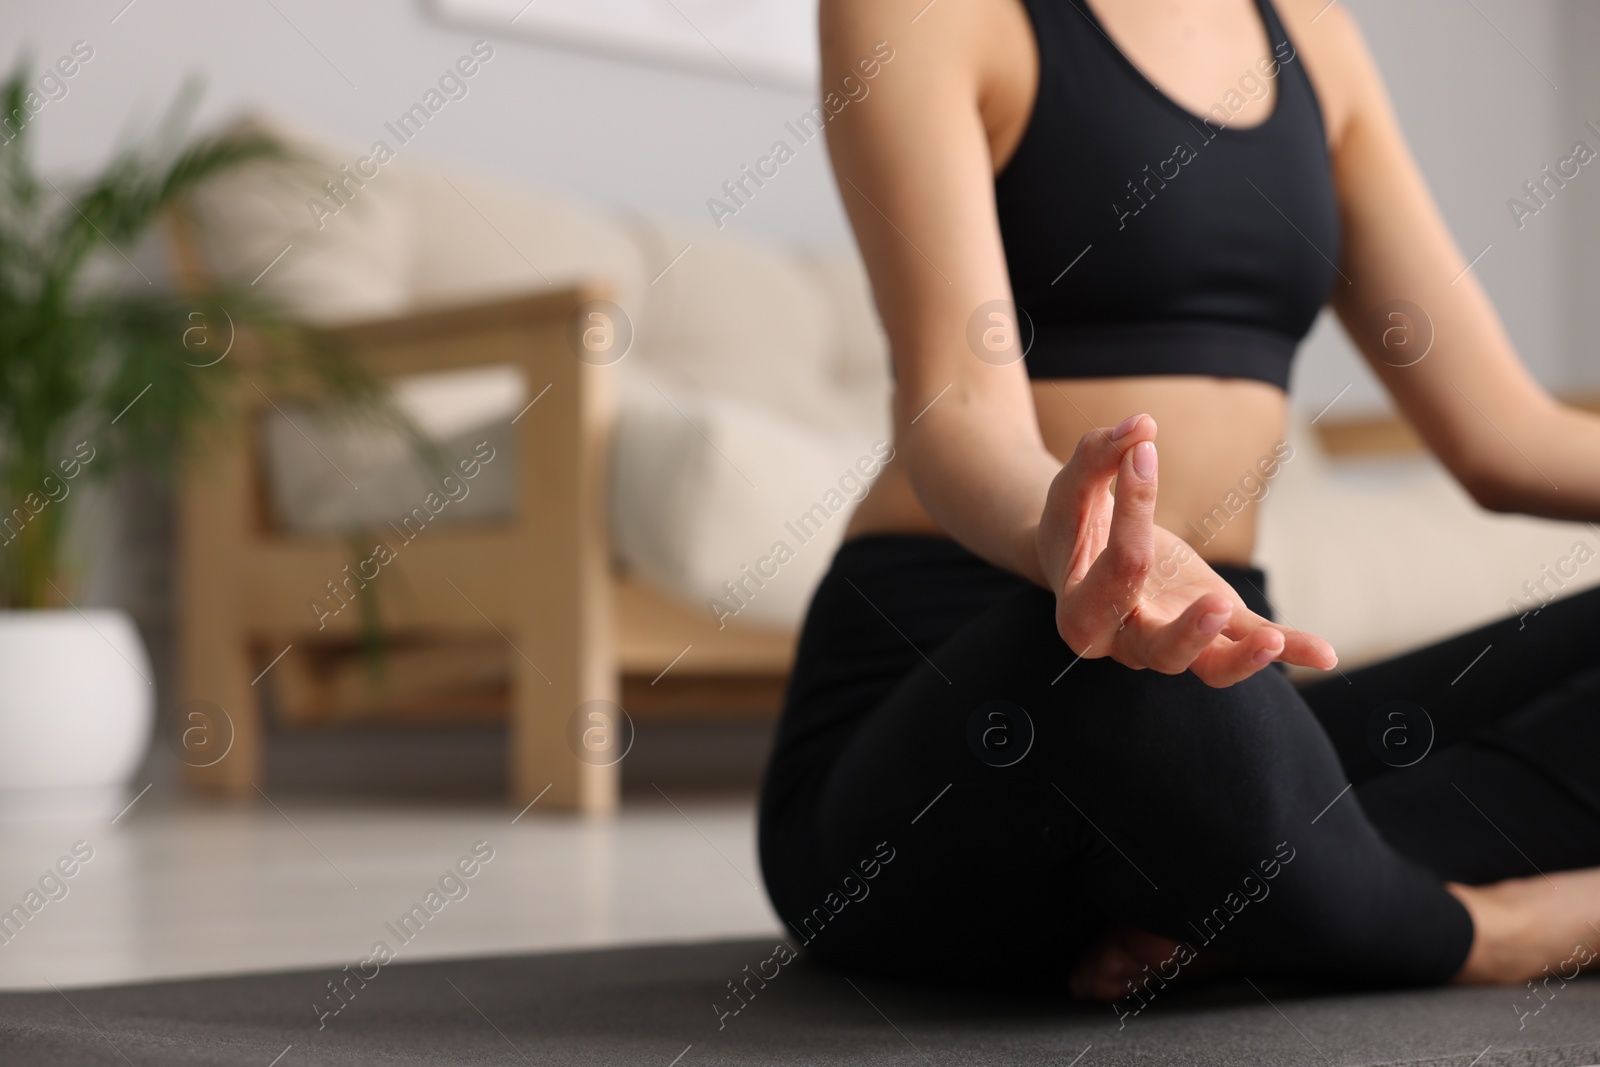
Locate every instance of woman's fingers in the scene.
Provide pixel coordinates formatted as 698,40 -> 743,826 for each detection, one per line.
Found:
1061,414 -> 1156,495
1058,437 -> 1160,653
1216,610 -> 1338,671
1184,616 -> 1338,686
1047,414 -> 1345,682
1041,414 -> 1156,589
1271,624 -> 1339,670
1188,624 -> 1286,687
1111,599 -> 1277,685
1068,588 -> 1339,683
1098,438 -> 1160,610
1137,592 -> 1236,674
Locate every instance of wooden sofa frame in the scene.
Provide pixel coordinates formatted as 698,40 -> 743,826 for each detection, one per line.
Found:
174,219 -> 1600,815
176,283 -> 793,814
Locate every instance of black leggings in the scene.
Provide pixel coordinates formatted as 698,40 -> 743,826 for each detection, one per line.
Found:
757,535 -> 1600,989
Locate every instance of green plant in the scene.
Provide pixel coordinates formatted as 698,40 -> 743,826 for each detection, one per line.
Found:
0,66 -> 377,609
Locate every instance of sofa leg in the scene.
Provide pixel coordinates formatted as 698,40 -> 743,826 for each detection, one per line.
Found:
508,639 -> 618,815
180,637 -> 263,796
506,336 -> 619,814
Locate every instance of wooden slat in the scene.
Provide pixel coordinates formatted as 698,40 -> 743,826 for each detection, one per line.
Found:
239,547 -> 797,679
1312,414 -> 1425,457
621,672 -> 786,721
237,527 -> 525,633
614,575 -> 795,676
272,638 -> 508,727
266,642 -> 787,728
1315,391 -> 1600,457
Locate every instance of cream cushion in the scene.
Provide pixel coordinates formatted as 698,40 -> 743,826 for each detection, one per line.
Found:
610,372 -> 890,629
606,232 -> 892,627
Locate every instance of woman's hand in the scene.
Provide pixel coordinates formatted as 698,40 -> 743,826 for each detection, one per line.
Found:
1035,414 -> 1338,687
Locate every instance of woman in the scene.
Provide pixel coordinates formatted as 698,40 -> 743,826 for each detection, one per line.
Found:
757,0 -> 1600,1001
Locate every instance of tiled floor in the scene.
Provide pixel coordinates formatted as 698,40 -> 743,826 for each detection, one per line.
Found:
0,790 -> 780,991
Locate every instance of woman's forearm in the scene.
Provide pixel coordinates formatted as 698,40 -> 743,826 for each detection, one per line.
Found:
1463,400 -> 1600,522
897,383 -> 1064,588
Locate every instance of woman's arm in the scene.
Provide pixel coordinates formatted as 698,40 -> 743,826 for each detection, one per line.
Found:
822,0 -> 1334,682
1314,5 -> 1600,518
822,0 -> 1059,583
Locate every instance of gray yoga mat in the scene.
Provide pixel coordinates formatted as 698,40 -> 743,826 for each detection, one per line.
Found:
2,939 -> 1595,1065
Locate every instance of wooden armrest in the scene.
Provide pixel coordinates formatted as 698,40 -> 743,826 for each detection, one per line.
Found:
211,287 -> 612,395
325,287 -> 609,374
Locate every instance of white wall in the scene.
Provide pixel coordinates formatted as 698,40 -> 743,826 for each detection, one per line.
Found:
1562,0 -> 1600,392
5,0 -> 1594,413
1293,0 -> 1577,415
4,0 -> 848,246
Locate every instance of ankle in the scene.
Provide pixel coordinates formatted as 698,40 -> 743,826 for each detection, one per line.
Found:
1447,881 -> 1529,984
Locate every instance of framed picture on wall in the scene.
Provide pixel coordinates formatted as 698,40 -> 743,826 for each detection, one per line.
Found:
426,0 -> 820,90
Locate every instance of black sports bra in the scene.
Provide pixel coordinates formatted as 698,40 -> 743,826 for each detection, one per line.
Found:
995,0 -> 1340,390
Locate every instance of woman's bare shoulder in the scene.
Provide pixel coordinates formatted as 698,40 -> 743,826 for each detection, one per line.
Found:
1271,0 -> 1387,147
819,0 -> 1036,166
818,0 -> 1017,83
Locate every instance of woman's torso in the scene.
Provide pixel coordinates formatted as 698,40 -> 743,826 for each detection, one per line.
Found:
846,0 -> 1349,568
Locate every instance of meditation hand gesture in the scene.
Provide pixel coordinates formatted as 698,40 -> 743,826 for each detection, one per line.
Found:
1035,414 -> 1337,687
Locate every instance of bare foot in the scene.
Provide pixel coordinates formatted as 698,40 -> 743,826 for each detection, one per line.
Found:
1449,868 -> 1600,984
1068,922 -> 1237,1002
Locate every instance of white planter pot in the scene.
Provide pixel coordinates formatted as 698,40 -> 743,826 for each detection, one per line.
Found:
0,609 -> 154,818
